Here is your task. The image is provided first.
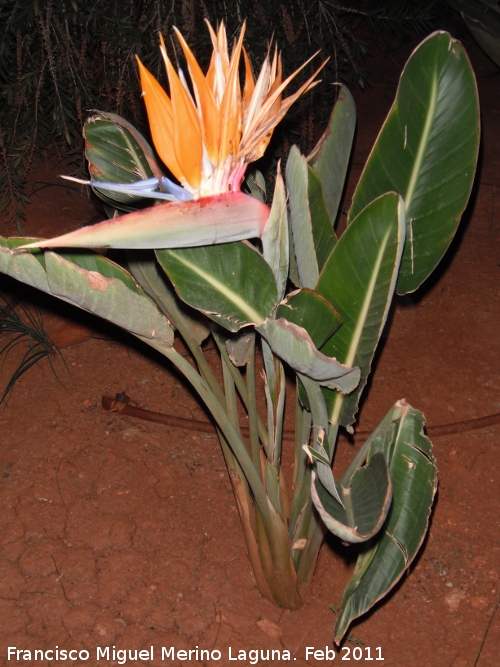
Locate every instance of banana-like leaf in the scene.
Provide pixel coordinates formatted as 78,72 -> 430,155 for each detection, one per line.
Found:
257,318 -> 360,394
264,460 -> 285,519
156,242 -> 278,332
263,345 -> 286,468
286,146 -> 319,288
90,111 -> 165,180
245,168 -> 267,203
18,193 -> 270,250
349,31 -> 479,294
84,115 -> 155,206
126,252 -> 210,345
0,238 -> 173,345
286,147 -> 338,284
316,193 -> 406,428
334,401 -> 437,644
276,288 -> 342,349
307,166 -> 337,271
466,20 -> 500,67
309,448 -> 392,543
226,331 -> 254,367
0,237 -> 50,290
261,171 -> 289,302
447,1 -> 500,67
298,377 -> 343,507
309,84 -> 356,229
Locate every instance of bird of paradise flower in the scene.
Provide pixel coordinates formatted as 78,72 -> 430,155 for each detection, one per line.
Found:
22,21 -> 325,250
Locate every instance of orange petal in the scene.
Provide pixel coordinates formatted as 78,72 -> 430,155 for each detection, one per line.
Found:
267,50 -> 283,120
242,47 -> 255,111
219,24 -> 246,161
242,54 -> 272,135
205,20 -> 229,104
173,27 -> 220,165
206,49 -> 217,98
240,58 -> 326,161
161,45 -> 203,190
243,54 -> 325,146
216,22 -> 230,70
135,56 -> 184,184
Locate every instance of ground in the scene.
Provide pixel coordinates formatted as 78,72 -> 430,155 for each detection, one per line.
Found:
0,37 -> 498,667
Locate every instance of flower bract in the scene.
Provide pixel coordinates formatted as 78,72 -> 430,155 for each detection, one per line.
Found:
136,20 -> 325,199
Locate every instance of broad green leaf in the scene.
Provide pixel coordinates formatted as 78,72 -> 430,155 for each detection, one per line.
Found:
45,253 -> 173,344
298,377 -> 343,506
466,21 -> 500,67
446,1 -> 500,67
84,115 -> 155,205
244,168 -> 267,203
334,401 -> 437,643
307,166 -> 337,271
126,252 -> 210,346
286,146 -> 318,288
265,351 -> 286,468
92,111 -> 165,180
287,227 -> 301,288
0,237 -> 50,290
286,147 -> 338,283
309,84 -> 356,228
278,289 -> 342,415
349,31 -> 479,294
19,193 -> 270,250
156,242 -> 278,332
264,461 -> 284,519
276,288 -> 342,349
261,171 -> 289,301
257,318 -> 360,394
310,450 -> 392,543
0,239 -> 173,345
316,193 -> 405,428
226,331 -> 254,367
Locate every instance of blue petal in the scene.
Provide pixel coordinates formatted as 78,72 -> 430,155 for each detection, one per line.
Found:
91,178 -> 178,200
92,180 -> 176,201
61,175 -> 192,202
161,177 -> 193,201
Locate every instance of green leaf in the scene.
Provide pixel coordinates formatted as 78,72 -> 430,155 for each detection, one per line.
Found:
310,450 -> 392,543
334,401 -> 437,643
446,2 -> 500,67
84,115 -> 155,205
244,168 -> 267,203
307,166 -> 337,271
126,253 -> 210,346
226,331 -> 254,366
19,193 -> 270,250
276,288 -> 342,349
349,32 -> 479,294
45,253 -> 173,344
286,147 -> 338,283
298,379 -> 342,506
257,318 -> 360,394
286,146 -> 319,288
0,239 -> 174,345
0,237 -> 49,289
156,242 -> 278,332
261,171 -> 289,302
264,461 -> 284,518
316,193 -> 406,428
309,84 -> 356,228
277,287 -> 342,415
93,111 -> 165,180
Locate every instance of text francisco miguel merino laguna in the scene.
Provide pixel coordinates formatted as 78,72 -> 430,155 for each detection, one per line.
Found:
7,645 -> 347,663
